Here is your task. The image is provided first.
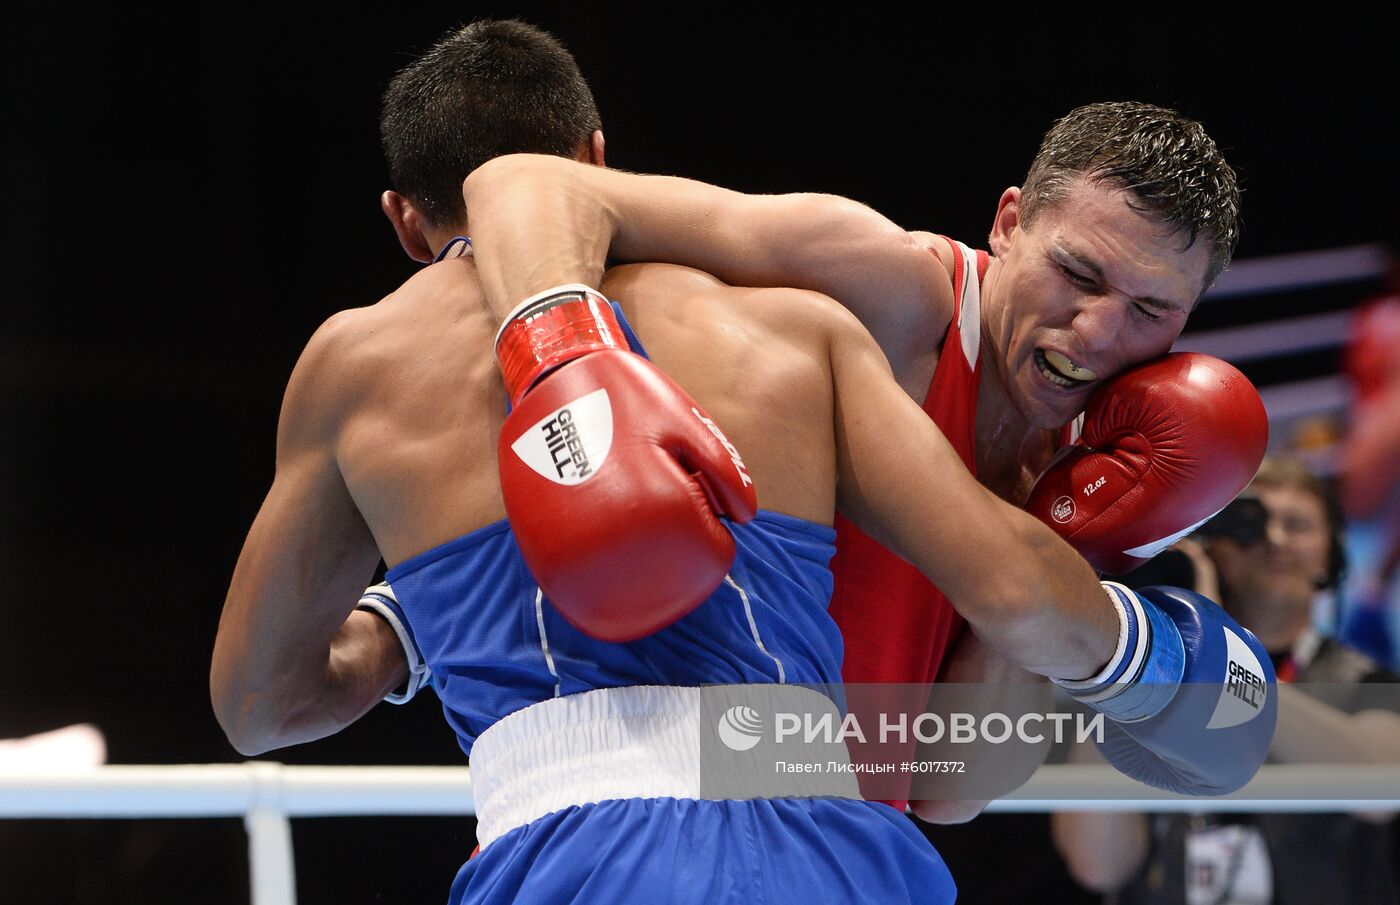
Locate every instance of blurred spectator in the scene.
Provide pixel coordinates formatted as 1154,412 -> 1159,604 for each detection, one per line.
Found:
1052,458 -> 1400,905
1339,257 -> 1400,667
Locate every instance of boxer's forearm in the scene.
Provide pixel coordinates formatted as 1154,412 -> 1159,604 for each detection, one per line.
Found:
212,611 -> 406,756
463,153 -> 819,312
461,154 -> 937,339
212,501 -> 384,755
1049,742 -> 1151,893
462,154 -> 613,320
911,631 -> 1052,824
1050,810 -> 1149,893
942,505 -> 1121,681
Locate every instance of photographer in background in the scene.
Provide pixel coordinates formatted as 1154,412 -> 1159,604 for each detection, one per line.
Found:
1052,458 -> 1400,905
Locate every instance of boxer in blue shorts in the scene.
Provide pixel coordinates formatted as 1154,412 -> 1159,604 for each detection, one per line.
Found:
368,290 -> 958,902
211,21 -> 1273,904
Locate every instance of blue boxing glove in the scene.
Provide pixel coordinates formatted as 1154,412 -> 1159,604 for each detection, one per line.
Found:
1055,583 -> 1277,795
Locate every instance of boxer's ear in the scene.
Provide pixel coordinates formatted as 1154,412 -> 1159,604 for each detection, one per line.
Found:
988,186 -> 1022,257
583,129 -> 606,168
381,190 -> 435,263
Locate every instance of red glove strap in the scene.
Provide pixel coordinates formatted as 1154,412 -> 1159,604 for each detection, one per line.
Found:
495,286 -> 626,405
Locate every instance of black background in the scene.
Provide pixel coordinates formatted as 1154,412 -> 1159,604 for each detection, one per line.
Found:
2,6 -> 1396,903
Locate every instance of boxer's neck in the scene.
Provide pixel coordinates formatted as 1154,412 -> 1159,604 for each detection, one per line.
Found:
975,368 -> 1053,504
425,222 -> 470,264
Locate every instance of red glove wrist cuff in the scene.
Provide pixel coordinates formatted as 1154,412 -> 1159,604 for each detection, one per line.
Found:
495,284 -> 626,405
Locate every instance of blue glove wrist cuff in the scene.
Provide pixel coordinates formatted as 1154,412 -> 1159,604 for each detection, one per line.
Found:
1058,584 -> 1185,722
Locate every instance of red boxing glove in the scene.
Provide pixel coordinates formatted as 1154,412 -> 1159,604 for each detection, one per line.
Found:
496,285 -> 758,642
1025,353 -> 1268,575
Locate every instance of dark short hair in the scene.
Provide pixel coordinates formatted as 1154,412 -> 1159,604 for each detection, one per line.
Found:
379,19 -> 601,227
1020,102 -> 1240,289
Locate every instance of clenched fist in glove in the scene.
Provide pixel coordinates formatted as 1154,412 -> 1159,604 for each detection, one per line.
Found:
1026,352 -> 1268,575
495,285 -> 758,642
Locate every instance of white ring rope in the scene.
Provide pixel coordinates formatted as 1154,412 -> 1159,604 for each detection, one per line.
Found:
1203,242 -> 1388,301
1175,310 -> 1354,363
1,764 -> 1394,819
0,764 -> 477,818
3,763 -> 1396,905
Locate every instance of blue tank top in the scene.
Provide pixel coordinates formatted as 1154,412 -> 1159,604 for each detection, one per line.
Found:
384,302 -> 842,756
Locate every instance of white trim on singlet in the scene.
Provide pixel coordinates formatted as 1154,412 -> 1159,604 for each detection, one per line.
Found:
534,587 -> 562,698
531,575 -> 786,696
950,239 -> 982,367
724,574 -> 786,684
1066,412 -> 1085,444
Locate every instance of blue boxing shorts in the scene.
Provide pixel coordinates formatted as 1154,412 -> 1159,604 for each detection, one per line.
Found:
451,687 -> 956,905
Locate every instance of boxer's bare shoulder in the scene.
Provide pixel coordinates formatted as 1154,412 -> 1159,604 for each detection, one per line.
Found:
289,259 -> 499,430
289,258 -> 508,564
908,230 -> 960,301
885,230 -> 961,398
803,222 -> 955,384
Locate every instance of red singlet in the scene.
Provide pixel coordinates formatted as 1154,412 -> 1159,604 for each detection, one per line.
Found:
829,237 -> 990,690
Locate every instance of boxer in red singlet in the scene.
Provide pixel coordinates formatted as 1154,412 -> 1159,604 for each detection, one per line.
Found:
460,102 -> 1264,815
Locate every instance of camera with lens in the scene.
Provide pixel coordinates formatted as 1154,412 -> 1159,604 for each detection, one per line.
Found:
1112,494 -> 1267,589
1194,494 -> 1268,547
